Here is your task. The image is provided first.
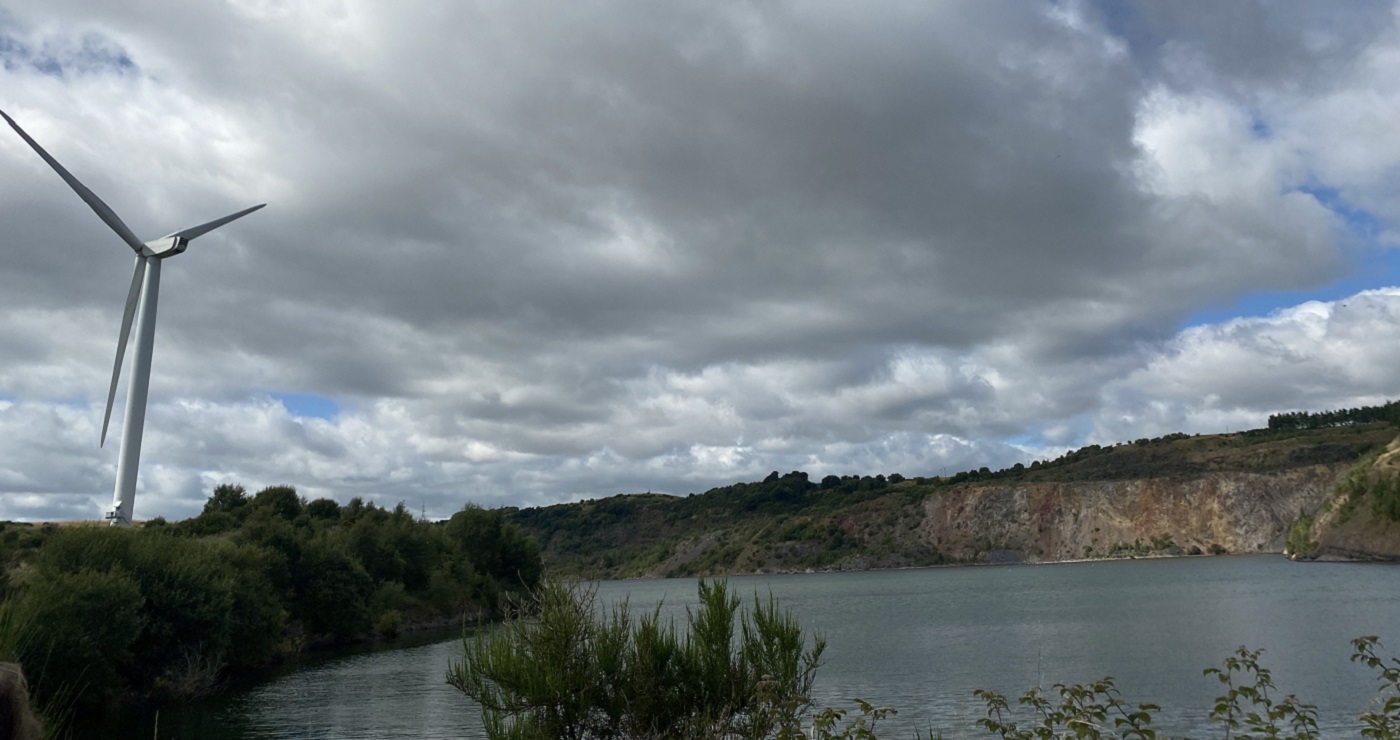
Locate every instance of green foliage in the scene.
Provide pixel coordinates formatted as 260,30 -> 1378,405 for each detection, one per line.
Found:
3,528 -> 287,714
1268,401 -> 1400,432
1337,453 -> 1400,524
203,483 -> 249,516
1204,646 -> 1319,739
293,540 -> 374,641
968,641 -> 1400,739
809,699 -> 942,740
510,473 -> 947,579
974,677 -> 1160,739
306,497 -> 343,521
5,566 -> 145,711
446,505 -> 543,596
1352,636 -> 1400,738
375,609 -> 404,638
0,485 -> 544,729
1285,515 -> 1319,559
251,484 -> 303,521
449,579 -> 825,739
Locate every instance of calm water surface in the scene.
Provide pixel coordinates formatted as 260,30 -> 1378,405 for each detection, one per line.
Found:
150,556 -> 1400,737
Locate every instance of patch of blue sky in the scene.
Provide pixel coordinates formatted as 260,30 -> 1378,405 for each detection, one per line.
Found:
1003,419 -> 1091,452
1249,112 -> 1272,140
0,24 -> 30,73
1182,184 -> 1396,328
1184,251 -> 1400,328
0,14 -> 135,78
1002,434 -> 1040,448
272,392 -> 341,420
1093,0 -> 1150,46
1300,182 -> 1384,240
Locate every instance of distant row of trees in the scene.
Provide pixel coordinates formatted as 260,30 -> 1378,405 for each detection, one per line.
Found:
0,485 -> 542,725
1268,400 -> 1400,431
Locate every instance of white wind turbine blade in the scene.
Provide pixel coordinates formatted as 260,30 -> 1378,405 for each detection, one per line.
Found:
166,203 -> 267,241
0,108 -> 147,253
101,256 -> 148,447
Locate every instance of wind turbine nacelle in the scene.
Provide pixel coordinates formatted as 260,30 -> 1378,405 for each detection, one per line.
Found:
141,235 -> 189,258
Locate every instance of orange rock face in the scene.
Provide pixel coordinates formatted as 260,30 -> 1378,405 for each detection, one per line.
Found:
916,465 -> 1350,563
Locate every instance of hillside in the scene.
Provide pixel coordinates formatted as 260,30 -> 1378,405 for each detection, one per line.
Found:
1298,434 -> 1400,560
508,423 -> 1400,579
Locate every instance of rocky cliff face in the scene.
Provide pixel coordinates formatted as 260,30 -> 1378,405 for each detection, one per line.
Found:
907,465 -> 1349,564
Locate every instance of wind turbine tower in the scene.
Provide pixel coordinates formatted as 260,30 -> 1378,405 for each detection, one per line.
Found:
2,109 -> 265,526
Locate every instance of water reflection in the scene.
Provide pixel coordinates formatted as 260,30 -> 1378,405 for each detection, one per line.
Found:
229,637 -> 484,739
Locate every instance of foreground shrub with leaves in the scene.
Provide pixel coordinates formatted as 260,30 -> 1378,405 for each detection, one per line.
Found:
449,579 -> 826,739
973,638 -> 1400,740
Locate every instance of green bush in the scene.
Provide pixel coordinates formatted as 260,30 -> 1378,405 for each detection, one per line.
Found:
3,528 -> 289,711
449,579 -> 824,739
3,566 -> 145,711
1286,515 -> 1319,559
374,609 -> 404,638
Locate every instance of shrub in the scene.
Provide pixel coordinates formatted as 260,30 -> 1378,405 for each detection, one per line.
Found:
1352,636 -> 1400,738
1286,515 -> 1319,559
449,579 -> 824,739
374,609 -> 404,638
3,566 -> 146,712
974,677 -> 1159,739
1204,646 -> 1318,738
3,528 -> 289,712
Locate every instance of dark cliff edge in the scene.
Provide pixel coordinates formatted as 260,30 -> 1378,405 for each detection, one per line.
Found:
510,424 -> 1400,579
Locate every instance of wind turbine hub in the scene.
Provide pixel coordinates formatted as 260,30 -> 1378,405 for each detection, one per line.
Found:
141,235 -> 189,258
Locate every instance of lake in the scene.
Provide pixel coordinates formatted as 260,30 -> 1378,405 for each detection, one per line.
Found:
143,555 -> 1400,737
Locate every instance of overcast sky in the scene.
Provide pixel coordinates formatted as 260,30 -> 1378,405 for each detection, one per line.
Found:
3,0 -> 1400,522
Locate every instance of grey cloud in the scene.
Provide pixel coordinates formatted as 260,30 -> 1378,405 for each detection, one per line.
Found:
3,1 -> 1400,521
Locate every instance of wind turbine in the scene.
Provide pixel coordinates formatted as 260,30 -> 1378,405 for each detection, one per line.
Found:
2,109 -> 265,526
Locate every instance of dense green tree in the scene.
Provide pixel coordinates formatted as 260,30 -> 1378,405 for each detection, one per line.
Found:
447,504 -> 543,595
306,497 -> 342,522
251,485 -> 303,521
292,540 -> 374,641
203,483 -> 249,516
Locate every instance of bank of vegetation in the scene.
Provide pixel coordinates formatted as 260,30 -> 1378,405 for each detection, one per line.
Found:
0,484 -> 541,729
